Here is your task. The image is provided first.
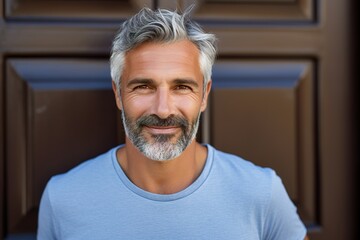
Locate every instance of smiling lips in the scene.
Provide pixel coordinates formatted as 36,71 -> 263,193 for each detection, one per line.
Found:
144,126 -> 180,135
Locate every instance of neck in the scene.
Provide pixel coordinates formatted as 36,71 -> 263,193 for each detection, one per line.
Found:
116,139 -> 207,194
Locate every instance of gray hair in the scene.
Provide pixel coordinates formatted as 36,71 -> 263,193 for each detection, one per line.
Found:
110,7 -> 217,91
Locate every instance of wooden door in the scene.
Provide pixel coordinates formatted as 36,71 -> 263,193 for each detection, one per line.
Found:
0,0 -> 356,239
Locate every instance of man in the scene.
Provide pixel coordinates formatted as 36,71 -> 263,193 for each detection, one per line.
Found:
38,7 -> 308,239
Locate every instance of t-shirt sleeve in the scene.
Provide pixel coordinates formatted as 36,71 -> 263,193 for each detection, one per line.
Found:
37,181 -> 58,240
263,173 -> 307,240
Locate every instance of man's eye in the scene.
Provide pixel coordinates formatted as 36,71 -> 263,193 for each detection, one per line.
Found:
175,85 -> 192,91
134,85 -> 150,90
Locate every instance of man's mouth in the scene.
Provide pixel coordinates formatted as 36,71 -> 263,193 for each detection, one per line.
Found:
144,125 -> 180,135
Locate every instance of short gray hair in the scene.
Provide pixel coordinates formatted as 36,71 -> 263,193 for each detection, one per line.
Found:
110,7 -> 217,91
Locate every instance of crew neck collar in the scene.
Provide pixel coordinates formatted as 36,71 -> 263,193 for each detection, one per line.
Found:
112,144 -> 214,202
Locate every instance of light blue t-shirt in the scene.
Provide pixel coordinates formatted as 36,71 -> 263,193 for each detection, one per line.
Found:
38,144 -> 306,239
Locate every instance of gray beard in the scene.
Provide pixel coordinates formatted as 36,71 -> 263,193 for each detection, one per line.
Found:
121,110 -> 200,161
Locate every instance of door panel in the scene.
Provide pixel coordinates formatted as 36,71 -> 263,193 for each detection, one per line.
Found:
6,59 -> 124,234
209,60 -> 316,226
159,0 -> 313,22
6,0 -> 153,21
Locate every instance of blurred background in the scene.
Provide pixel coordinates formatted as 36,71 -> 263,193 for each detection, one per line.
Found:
0,0 -> 357,239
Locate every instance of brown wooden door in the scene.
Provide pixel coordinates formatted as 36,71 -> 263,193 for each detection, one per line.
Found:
0,0 -> 356,239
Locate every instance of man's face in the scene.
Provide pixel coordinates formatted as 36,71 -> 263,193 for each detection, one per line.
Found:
113,40 -> 211,161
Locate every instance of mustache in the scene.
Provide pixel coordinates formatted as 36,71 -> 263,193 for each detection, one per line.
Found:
136,114 -> 188,128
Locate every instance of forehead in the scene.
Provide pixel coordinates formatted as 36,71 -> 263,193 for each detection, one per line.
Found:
122,40 -> 202,81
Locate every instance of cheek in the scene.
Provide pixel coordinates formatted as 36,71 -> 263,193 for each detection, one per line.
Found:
123,95 -> 153,115
174,96 -> 202,117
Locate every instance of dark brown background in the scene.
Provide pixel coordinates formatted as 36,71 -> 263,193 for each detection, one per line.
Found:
0,0 -> 357,239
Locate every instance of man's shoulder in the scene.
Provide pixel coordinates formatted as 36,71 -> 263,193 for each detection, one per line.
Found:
209,145 -> 276,188
209,145 -> 285,209
47,146 -> 118,193
211,146 -> 274,176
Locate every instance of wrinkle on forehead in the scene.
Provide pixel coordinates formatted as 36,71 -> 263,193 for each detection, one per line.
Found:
122,40 -> 202,83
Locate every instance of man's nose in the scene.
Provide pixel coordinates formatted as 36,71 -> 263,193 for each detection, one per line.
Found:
152,88 -> 174,119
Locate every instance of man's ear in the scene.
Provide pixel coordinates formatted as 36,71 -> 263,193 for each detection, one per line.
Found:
200,79 -> 212,112
112,81 -> 122,111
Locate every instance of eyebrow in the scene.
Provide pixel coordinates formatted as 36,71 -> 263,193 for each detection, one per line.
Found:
126,78 -> 155,88
173,78 -> 199,89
